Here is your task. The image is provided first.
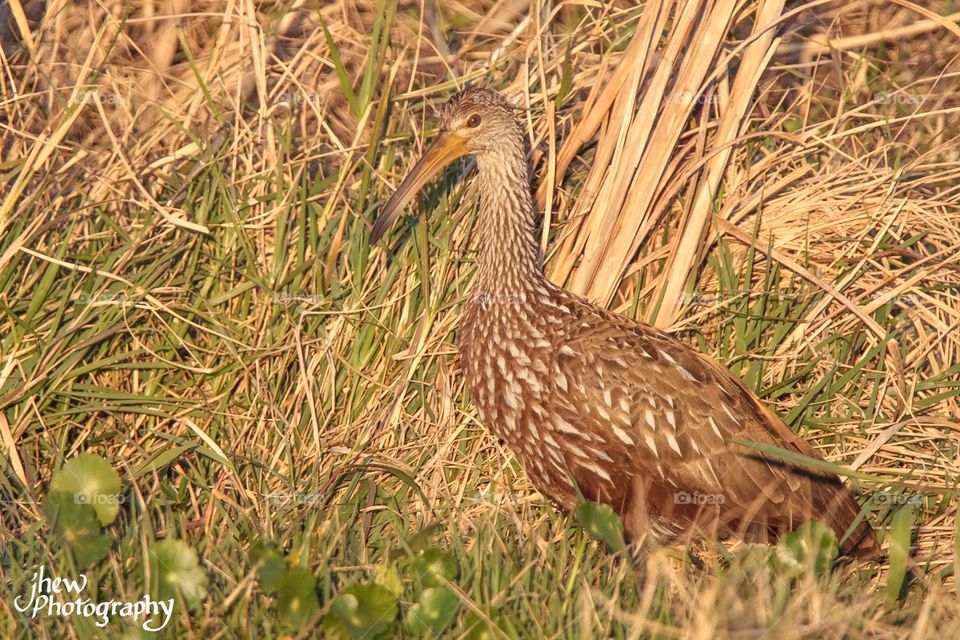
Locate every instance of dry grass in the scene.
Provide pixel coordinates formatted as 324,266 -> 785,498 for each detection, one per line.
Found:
2,0 -> 960,637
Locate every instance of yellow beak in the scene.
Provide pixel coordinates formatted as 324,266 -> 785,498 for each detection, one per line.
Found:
370,132 -> 469,245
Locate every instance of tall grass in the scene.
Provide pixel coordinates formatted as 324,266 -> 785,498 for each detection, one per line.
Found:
1,0 -> 960,637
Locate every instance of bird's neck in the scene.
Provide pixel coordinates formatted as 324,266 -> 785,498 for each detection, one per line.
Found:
471,141 -> 545,300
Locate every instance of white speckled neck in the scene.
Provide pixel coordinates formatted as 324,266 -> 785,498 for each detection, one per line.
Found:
471,132 -> 546,299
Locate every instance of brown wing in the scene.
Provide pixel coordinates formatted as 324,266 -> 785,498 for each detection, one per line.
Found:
551,302 -> 879,558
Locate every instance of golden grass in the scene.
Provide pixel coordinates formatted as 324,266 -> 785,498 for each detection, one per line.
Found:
2,0 -> 960,636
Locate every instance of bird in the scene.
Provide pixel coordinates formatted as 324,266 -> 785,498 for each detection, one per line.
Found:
370,87 -> 880,559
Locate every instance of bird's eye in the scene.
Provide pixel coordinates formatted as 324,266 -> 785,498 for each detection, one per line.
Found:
466,114 -> 482,128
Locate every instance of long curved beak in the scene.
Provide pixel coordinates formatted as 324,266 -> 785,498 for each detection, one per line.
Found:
370,132 -> 469,245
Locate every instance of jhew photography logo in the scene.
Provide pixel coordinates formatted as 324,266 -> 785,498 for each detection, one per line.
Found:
13,565 -> 174,631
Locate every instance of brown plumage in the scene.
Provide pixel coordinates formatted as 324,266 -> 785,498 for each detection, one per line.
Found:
371,88 -> 880,559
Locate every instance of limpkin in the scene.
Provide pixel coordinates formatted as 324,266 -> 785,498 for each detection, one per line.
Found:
371,88 -> 880,558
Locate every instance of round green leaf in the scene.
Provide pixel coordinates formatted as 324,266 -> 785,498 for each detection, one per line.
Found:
406,585 -> 459,637
42,491 -> 111,567
149,538 -> 208,609
576,501 -> 625,552
276,565 -> 320,630
326,583 -> 398,639
50,453 -> 123,526
375,562 -> 404,597
250,542 -> 286,594
409,549 -> 458,588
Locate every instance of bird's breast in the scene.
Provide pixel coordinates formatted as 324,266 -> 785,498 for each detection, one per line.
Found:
457,295 -> 625,509
458,297 -> 552,436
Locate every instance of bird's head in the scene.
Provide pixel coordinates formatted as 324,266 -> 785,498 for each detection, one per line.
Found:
369,88 -> 520,245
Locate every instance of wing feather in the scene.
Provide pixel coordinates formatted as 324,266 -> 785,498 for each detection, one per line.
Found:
548,302 -> 878,556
